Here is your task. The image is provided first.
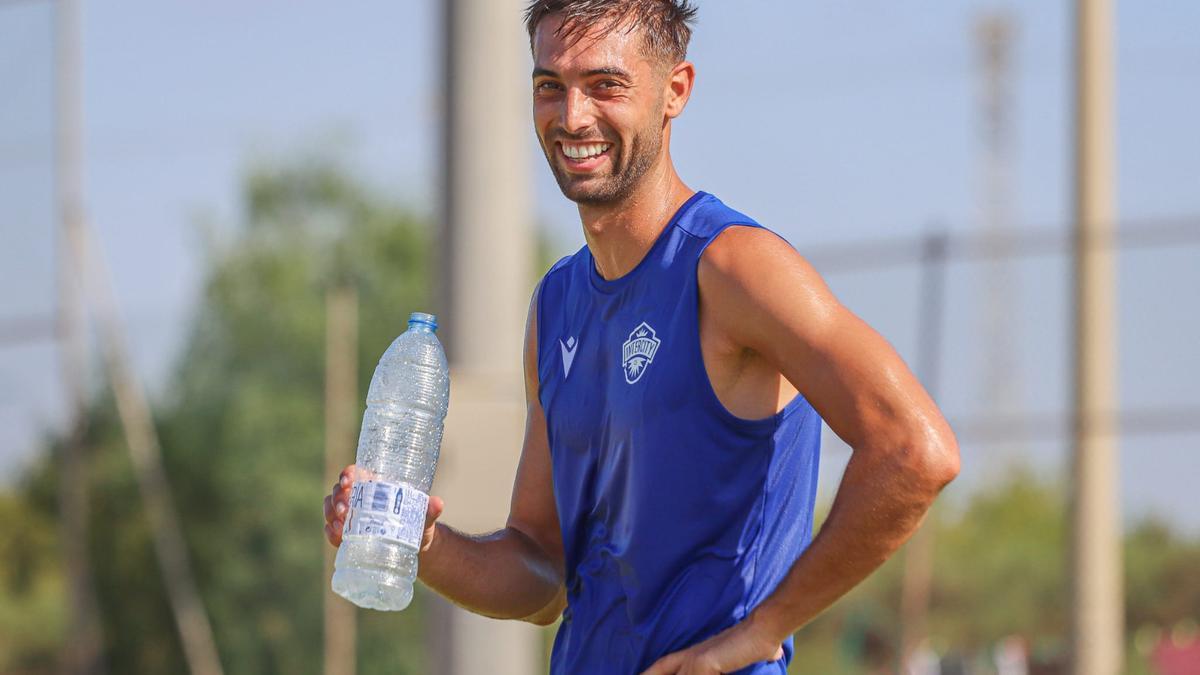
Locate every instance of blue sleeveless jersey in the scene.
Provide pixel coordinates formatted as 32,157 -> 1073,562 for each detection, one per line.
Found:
536,191 -> 822,674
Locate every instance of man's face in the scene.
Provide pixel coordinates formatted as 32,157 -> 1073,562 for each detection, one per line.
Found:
531,16 -> 668,205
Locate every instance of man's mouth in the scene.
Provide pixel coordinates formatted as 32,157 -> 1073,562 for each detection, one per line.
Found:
558,141 -> 612,170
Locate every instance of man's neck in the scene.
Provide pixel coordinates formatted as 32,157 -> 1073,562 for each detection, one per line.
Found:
579,163 -> 694,282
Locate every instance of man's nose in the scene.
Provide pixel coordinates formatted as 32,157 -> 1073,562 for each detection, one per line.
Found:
561,87 -> 595,134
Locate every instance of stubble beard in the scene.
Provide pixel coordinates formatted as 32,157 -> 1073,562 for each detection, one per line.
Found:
543,123 -> 663,206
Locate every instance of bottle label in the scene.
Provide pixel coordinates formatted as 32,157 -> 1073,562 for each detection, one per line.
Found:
344,480 -> 429,550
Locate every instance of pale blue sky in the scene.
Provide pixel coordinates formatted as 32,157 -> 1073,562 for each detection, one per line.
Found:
2,1 -> 1198,530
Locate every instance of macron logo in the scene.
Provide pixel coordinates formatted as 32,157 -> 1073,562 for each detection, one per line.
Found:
559,336 -> 578,378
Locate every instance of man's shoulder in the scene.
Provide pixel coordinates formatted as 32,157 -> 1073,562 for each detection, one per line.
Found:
676,191 -> 764,240
681,193 -> 799,275
691,194 -> 802,298
699,224 -> 795,272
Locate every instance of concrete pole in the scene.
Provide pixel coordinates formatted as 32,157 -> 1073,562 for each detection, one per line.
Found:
439,0 -> 534,372
1069,0 -> 1122,673
54,0 -> 105,670
432,1 -> 541,674
324,285 -> 358,675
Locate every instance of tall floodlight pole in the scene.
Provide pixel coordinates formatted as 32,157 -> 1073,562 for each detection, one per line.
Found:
1069,0 -> 1122,673
434,1 -> 539,674
55,0 -> 105,670
54,3 -> 223,672
898,231 -> 948,670
78,220 -> 226,675
976,14 -> 1019,430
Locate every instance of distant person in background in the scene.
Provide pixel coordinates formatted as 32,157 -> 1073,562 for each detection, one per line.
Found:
325,1 -> 960,672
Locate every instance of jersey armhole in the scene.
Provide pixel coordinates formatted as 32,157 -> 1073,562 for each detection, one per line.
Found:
534,255 -> 574,402
534,277 -> 548,402
692,222 -> 809,425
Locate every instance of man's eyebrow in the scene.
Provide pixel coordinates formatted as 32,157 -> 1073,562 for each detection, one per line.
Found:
531,66 -> 633,79
583,67 -> 631,79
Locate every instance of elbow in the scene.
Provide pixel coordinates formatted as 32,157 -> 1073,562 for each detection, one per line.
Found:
526,612 -> 560,627
916,434 -> 960,495
878,428 -> 958,500
520,587 -> 566,626
937,442 -> 961,488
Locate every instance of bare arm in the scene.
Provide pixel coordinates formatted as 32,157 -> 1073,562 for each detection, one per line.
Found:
645,226 -> 959,673
324,285 -> 566,625
416,292 -> 567,622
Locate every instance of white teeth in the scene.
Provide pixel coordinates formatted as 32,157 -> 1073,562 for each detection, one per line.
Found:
562,143 -> 610,160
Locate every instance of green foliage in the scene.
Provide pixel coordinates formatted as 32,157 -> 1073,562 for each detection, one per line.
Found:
0,478 -> 66,673
1125,517 -> 1200,630
790,467 -> 1200,672
793,467 -> 1070,672
156,160 -> 435,674
4,159 -> 435,674
932,466 -> 1068,652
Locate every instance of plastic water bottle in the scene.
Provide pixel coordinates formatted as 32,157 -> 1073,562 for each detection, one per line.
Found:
331,312 -> 449,611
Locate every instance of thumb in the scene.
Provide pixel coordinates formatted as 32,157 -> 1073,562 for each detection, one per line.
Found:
425,496 -> 444,528
419,496 -> 444,555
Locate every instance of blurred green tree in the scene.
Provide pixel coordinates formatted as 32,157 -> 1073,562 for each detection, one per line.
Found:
9,158 -> 436,674
932,466 -> 1068,654
0,477 -> 66,673
155,159 -> 435,674
1125,516 -> 1200,629
791,466 -> 1069,672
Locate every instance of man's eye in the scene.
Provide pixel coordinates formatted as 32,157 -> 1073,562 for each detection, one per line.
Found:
536,81 -> 561,92
597,80 -> 621,89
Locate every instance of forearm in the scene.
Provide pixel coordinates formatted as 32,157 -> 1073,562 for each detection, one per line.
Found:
417,521 -> 564,623
748,442 -> 957,641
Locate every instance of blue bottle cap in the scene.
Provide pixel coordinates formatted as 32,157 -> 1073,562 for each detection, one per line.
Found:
408,312 -> 438,331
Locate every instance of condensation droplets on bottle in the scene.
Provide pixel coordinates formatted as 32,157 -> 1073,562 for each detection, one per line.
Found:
331,312 -> 449,611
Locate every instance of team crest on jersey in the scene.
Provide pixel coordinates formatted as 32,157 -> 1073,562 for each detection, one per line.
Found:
621,322 -> 661,384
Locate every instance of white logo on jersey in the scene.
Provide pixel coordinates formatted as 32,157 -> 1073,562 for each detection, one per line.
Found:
621,322 -> 661,384
560,336 -> 578,378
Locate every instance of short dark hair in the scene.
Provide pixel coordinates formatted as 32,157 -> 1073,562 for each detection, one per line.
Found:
523,0 -> 698,66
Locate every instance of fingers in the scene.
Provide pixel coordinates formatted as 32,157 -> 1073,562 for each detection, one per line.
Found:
641,651 -> 684,675
324,465 -> 357,548
324,494 -> 347,523
325,519 -> 343,547
324,494 -> 346,547
324,481 -> 350,524
330,467 -> 354,511
326,464 -> 440,551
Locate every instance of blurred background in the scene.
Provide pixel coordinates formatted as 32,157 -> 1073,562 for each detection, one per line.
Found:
2,0 -> 1198,674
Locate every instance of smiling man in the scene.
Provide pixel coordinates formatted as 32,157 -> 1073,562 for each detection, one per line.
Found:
324,1 -> 960,673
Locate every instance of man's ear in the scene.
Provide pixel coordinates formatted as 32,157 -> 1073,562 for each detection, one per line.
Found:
664,60 -> 696,119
